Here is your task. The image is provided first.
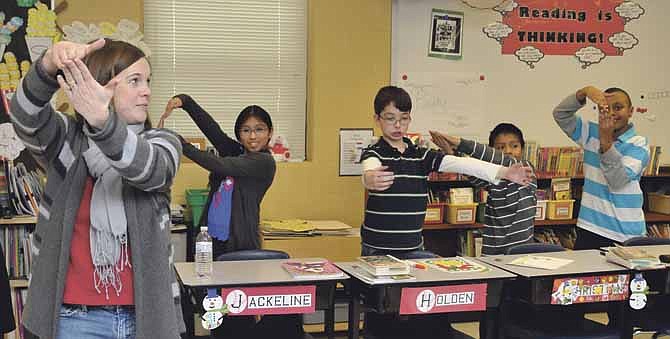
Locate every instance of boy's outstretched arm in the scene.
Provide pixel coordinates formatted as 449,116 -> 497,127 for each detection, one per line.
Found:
360,152 -> 394,191
438,155 -> 532,186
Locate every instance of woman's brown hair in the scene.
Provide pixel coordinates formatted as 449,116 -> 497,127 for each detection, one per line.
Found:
78,38 -> 152,128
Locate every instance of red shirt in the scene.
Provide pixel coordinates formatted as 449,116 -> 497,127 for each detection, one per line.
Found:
63,177 -> 134,305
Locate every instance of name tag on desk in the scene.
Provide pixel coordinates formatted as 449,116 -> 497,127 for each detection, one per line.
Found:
551,274 -> 630,305
399,283 -> 487,315
222,285 -> 316,315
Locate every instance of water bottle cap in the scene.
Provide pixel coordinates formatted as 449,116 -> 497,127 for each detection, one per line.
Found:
200,226 -> 208,232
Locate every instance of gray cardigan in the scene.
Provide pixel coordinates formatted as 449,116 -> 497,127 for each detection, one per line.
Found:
10,58 -> 185,338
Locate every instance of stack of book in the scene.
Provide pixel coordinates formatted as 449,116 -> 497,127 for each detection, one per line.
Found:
605,245 -> 667,270
261,219 -> 353,237
349,255 -> 414,283
281,259 -> 346,280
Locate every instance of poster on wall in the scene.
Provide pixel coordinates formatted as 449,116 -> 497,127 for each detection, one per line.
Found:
428,9 -> 463,59
339,128 -> 374,176
482,0 -> 644,69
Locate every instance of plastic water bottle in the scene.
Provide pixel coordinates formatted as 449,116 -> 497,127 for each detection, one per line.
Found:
195,226 -> 213,278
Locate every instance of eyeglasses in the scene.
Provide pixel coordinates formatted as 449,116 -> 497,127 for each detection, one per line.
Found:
239,126 -> 269,136
379,115 -> 411,126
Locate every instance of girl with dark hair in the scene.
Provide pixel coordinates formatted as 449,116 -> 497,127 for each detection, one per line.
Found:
159,95 -> 276,257
10,39 -> 184,339
160,96 -> 288,339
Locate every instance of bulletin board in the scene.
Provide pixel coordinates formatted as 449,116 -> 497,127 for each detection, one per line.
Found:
392,0 -> 669,160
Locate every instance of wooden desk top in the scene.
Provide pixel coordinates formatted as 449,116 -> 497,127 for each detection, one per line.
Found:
175,258 -> 349,287
476,250 -> 629,278
335,258 -> 515,286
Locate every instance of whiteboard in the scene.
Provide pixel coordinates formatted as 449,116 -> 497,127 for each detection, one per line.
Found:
392,0 -> 669,161
396,72 -> 487,141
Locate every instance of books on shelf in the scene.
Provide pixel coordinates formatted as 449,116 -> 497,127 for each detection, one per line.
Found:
647,224 -> 670,239
1,225 -> 33,279
605,245 -> 668,270
8,287 -> 27,339
281,260 -> 346,280
356,255 -> 410,276
534,228 -> 576,249
646,146 -> 663,176
508,255 -> 574,270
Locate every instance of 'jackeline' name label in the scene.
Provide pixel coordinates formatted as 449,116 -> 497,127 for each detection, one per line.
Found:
247,294 -> 312,309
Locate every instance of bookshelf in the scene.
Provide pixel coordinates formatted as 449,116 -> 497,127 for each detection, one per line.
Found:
1,216 -> 35,339
423,174 -> 670,256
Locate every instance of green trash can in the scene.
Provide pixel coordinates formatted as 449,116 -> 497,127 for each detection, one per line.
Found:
185,188 -> 209,227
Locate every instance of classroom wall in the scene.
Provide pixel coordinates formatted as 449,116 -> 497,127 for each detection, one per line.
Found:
392,0 -> 669,161
55,0 -> 143,28
172,0 -> 391,228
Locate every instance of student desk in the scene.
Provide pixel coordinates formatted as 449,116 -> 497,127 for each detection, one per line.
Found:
335,259 -> 515,339
604,244 -> 670,334
477,250 -> 634,339
604,245 -> 670,292
175,259 -> 349,339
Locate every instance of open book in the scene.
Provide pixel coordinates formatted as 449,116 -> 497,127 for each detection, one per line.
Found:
605,245 -> 667,270
508,255 -> 573,270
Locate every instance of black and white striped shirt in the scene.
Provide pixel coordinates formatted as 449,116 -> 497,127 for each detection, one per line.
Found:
458,139 -> 537,255
360,137 -> 444,251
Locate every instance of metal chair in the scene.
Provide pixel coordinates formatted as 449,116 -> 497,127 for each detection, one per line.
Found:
622,237 -> 670,338
215,249 -> 290,261
501,243 -> 621,339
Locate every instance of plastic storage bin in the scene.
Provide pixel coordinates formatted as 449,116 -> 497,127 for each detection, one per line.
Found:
186,188 -> 209,226
648,192 -> 670,215
446,203 -> 478,224
547,199 -> 575,220
424,203 -> 446,224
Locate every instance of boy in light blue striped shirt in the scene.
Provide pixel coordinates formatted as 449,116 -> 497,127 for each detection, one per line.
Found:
553,86 -> 650,249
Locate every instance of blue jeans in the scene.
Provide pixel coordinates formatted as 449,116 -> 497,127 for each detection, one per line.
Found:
56,304 -> 135,339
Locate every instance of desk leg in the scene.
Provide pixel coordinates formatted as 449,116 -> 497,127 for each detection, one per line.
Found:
619,302 -> 633,339
479,308 -> 498,339
348,285 -> 361,339
325,305 -> 335,339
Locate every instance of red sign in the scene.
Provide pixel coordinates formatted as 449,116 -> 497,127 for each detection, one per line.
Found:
221,285 -> 316,316
399,283 -> 487,315
501,0 -> 625,56
484,0 -> 645,68
551,274 -> 629,305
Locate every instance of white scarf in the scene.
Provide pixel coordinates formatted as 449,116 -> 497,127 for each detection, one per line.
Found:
82,123 -> 144,299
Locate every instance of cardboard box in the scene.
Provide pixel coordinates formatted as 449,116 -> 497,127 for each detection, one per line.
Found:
547,200 -> 575,220
424,203 -> 446,224
648,192 -> 670,215
446,203 -> 478,224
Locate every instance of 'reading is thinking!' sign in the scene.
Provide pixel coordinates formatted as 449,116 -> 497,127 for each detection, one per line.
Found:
482,0 -> 645,68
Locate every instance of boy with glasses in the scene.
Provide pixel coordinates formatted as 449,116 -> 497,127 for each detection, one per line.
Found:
360,86 -> 533,257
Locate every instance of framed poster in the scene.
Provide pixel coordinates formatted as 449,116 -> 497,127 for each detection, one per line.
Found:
428,9 -> 463,59
339,128 -> 374,176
